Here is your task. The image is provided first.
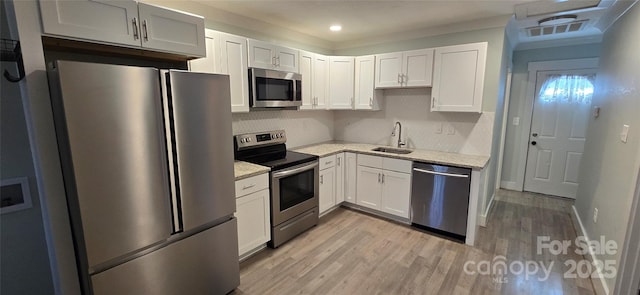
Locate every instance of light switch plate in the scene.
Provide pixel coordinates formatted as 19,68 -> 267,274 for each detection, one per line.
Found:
513,117 -> 520,126
621,124 -> 630,143
446,125 -> 455,135
435,123 -> 443,134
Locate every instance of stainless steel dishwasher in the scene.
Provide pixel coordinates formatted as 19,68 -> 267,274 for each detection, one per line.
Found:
410,162 -> 471,241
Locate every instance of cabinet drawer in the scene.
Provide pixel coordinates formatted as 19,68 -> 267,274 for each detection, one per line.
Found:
235,173 -> 269,198
383,158 -> 412,173
319,155 -> 337,170
357,154 -> 383,169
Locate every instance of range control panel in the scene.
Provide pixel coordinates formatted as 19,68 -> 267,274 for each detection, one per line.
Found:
235,130 -> 287,149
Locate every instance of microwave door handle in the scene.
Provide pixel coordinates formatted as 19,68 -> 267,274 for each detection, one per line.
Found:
272,162 -> 318,179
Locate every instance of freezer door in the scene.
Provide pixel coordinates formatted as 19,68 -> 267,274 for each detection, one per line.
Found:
164,70 -> 235,231
50,61 -> 173,268
91,219 -> 240,295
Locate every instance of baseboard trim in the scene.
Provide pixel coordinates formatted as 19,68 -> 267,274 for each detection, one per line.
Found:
500,180 -> 520,191
571,205 -> 610,295
478,193 -> 496,227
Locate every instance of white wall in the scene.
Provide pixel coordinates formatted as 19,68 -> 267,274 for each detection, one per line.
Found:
334,89 -> 495,156
232,111 -> 334,148
1,1 -> 54,293
500,43 -> 602,187
574,2 -> 640,293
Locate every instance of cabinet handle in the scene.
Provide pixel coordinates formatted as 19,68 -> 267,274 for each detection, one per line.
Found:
369,97 -> 373,106
337,157 -> 341,166
242,184 -> 256,190
432,97 -> 436,109
320,175 -> 324,184
272,56 -> 276,66
382,174 -> 385,184
142,20 -> 148,42
325,161 -> 332,165
378,173 -> 381,183
397,73 -> 401,84
132,18 -> 139,40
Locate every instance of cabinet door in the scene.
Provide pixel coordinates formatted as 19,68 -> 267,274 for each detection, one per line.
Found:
432,42 -> 487,113
299,51 -> 314,110
219,33 -> 250,113
381,170 -> 411,218
248,39 -> 276,70
335,153 -> 345,204
276,47 -> 299,73
188,30 -> 220,73
403,49 -> 434,87
328,57 -> 355,110
313,55 -> 330,109
319,168 -> 336,214
375,52 -> 402,89
138,2 -> 205,57
39,0 -> 140,47
344,153 -> 357,204
354,55 -> 380,110
356,166 -> 382,210
236,189 -> 270,257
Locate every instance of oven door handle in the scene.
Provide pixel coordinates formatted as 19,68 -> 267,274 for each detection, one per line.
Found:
272,161 -> 318,179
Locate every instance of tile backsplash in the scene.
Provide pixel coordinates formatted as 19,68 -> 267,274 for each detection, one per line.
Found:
333,88 -> 494,156
233,89 -> 494,156
232,110 -> 334,148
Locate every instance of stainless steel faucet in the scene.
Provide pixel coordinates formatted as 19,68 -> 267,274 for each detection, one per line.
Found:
391,121 -> 405,148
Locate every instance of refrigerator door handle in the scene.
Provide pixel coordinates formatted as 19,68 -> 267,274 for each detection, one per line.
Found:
160,71 -> 183,233
412,168 -> 469,178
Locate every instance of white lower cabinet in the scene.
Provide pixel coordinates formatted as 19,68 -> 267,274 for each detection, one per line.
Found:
234,174 -> 270,258
319,155 -> 337,215
344,153 -> 357,204
356,154 -> 412,218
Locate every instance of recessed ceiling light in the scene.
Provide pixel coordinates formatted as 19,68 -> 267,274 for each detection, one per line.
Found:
538,15 -> 578,26
329,25 -> 342,32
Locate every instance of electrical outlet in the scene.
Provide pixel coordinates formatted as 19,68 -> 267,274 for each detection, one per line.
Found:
621,124 -> 630,143
513,117 -> 520,126
593,208 -> 598,223
446,125 -> 456,135
435,123 -> 443,134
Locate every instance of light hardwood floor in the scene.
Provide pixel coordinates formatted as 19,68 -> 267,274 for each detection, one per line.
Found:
234,190 -> 596,295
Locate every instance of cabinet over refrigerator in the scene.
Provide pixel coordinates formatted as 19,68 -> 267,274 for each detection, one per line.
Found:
47,61 -> 239,294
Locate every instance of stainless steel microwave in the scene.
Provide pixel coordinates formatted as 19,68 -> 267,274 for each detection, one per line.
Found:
249,68 -> 302,108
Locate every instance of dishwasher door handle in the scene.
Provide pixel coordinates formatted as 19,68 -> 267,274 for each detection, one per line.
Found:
413,168 -> 469,178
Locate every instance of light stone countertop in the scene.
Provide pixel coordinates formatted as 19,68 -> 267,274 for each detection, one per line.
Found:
234,161 -> 270,180
294,142 -> 490,170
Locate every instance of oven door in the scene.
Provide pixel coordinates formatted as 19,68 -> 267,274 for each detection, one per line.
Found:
271,161 -> 319,226
250,68 -> 302,108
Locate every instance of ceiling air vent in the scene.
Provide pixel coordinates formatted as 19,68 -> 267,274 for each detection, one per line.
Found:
526,20 -> 588,37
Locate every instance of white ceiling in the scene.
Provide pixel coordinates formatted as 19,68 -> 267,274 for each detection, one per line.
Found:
194,0 -> 534,43
190,0 -> 629,50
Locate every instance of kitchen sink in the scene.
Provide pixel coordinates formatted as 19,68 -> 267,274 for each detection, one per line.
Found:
371,147 -> 413,154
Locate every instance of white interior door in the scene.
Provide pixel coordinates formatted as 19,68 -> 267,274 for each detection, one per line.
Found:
524,70 -> 596,198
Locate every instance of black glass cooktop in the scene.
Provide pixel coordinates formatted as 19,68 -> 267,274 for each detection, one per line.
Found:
234,143 -> 318,171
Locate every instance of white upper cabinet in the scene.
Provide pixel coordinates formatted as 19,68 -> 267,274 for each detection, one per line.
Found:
137,3 -> 205,57
219,33 -> 250,113
189,30 -> 249,113
375,49 -> 433,89
299,51 -> 329,110
313,54 -> 329,109
328,57 -> 355,110
39,0 -> 205,57
299,51 -> 314,110
188,30 -> 220,74
431,42 -> 487,113
354,55 -> 381,110
374,52 -> 403,88
39,0 -> 141,47
247,39 -> 299,73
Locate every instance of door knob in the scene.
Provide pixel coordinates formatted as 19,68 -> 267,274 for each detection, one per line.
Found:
532,133 -> 538,137
531,141 -> 537,146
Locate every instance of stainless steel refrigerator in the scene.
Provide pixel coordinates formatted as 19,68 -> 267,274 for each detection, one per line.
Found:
47,60 -> 240,294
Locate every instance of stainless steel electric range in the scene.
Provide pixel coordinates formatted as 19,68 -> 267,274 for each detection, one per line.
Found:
234,130 -> 319,248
